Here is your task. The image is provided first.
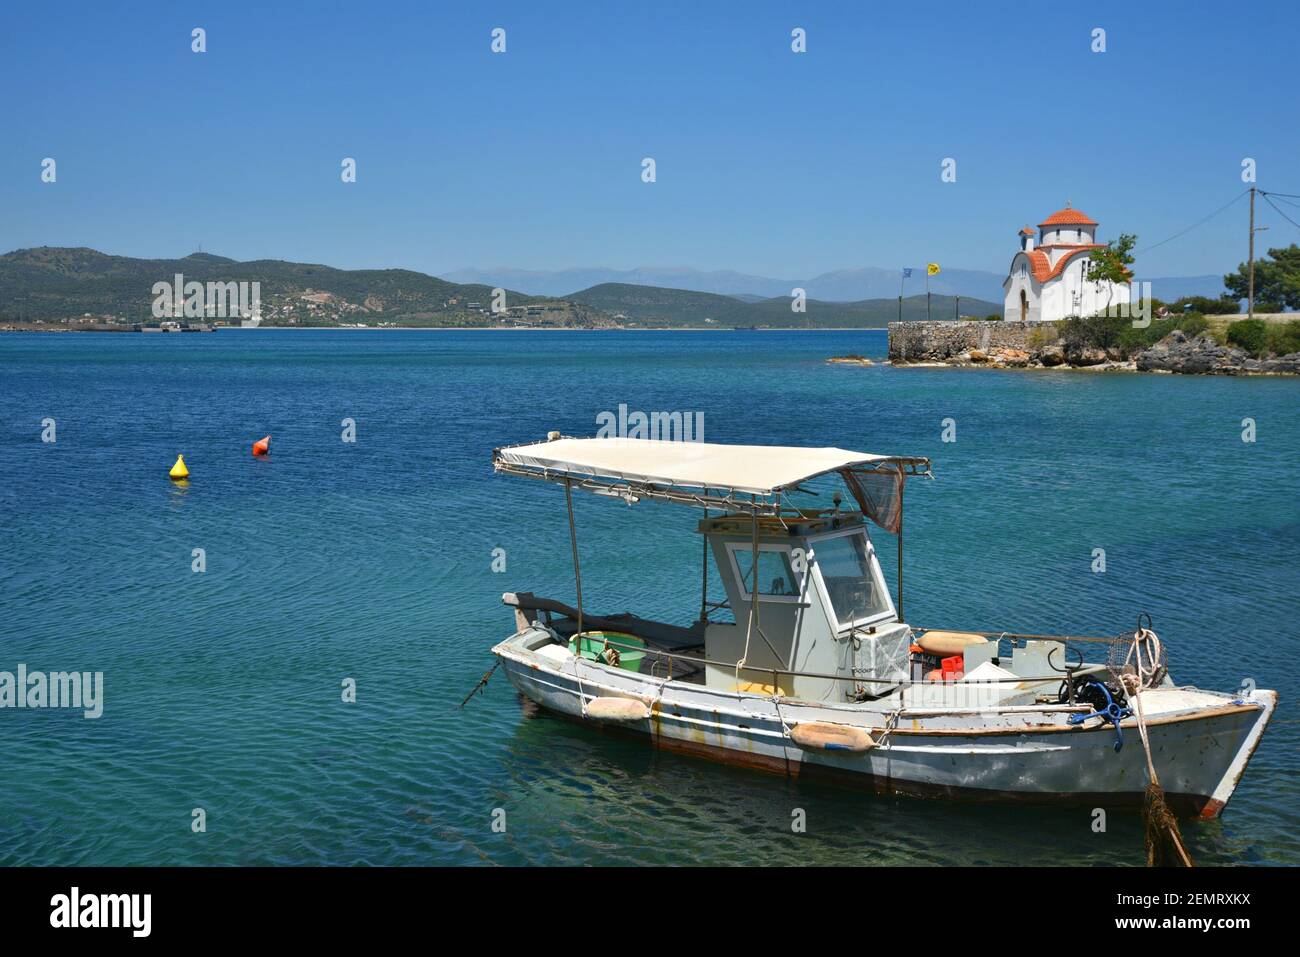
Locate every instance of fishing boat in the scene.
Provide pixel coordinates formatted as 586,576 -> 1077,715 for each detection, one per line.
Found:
489,434 -> 1276,819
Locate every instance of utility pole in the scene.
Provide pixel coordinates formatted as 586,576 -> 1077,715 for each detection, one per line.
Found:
1248,187 -> 1255,319
955,295 -> 961,320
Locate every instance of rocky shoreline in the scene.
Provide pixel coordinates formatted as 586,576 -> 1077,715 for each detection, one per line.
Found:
891,330 -> 1300,376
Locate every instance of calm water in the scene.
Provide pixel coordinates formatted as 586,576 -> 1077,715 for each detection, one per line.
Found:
1,329 -> 1296,866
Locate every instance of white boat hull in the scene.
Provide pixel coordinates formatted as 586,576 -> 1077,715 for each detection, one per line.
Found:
494,632 -> 1276,819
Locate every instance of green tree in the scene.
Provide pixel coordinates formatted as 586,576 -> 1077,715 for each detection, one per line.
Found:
1224,244 -> 1300,311
1086,233 -> 1137,311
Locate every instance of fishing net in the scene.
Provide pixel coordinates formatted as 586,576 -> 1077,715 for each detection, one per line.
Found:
1107,629 -> 1167,691
1143,784 -> 1191,867
839,465 -> 904,533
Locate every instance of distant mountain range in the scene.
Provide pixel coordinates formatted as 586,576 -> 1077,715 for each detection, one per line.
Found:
443,265 -> 1231,305
0,247 -> 996,329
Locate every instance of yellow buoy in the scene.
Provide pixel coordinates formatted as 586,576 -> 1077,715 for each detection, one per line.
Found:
169,454 -> 189,480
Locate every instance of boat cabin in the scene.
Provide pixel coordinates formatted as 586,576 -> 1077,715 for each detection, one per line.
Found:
697,510 -> 911,701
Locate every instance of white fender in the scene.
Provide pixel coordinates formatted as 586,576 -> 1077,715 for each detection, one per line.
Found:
586,697 -> 651,721
789,722 -> 876,753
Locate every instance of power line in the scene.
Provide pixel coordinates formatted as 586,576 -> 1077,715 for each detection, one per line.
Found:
1262,194 -> 1300,234
1261,192 -> 1300,211
1133,189 -> 1250,254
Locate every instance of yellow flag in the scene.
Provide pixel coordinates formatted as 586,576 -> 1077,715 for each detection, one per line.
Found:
927,262 -> 941,276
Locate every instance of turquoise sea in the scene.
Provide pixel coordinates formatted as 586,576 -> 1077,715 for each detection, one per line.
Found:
0,329 -> 1296,866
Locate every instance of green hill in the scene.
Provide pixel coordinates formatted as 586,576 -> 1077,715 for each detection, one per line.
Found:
0,247 -> 603,327
568,282 -> 998,327
565,283 -> 741,321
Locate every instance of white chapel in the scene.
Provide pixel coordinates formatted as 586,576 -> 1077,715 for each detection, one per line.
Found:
1002,204 -> 1131,322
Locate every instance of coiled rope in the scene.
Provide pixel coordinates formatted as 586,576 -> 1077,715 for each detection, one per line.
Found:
1120,622 -> 1193,868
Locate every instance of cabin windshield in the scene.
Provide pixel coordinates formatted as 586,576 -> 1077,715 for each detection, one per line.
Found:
815,531 -> 891,625
734,547 -> 799,597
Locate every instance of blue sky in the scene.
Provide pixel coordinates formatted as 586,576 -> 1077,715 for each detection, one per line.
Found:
2,0 -> 1296,279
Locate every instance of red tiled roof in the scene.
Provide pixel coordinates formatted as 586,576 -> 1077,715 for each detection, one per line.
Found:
1039,207 -> 1097,227
1018,226 -> 1035,235
1023,244 -> 1102,282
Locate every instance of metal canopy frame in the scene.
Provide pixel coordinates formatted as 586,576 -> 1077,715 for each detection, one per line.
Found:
492,437 -> 931,517
494,435 -> 933,631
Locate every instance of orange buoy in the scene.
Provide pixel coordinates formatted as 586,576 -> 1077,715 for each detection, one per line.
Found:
252,435 -> 270,457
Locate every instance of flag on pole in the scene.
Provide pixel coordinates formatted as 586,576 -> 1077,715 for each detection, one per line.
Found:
901,267 -> 913,278
927,263 -> 941,276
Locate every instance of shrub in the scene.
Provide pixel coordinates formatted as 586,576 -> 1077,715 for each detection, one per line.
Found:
1061,313 -> 1128,350
1264,319 -> 1300,356
1226,318 -> 1268,355
1063,309 -> 1218,357
981,314 -> 1001,322
1172,295 -> 1240,315
1178,313 -> 1210,338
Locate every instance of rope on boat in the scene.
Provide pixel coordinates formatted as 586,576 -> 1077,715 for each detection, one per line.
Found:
772,695 -> 799,777
459,661 -> 501,709
575,654 -> 590,718
648,673 -> 670,730
874,706 -> 903,751
1118,619 -> 1194,868
774,696 -> 791,736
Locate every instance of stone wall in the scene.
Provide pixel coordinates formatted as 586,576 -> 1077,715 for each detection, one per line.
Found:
886,319 -> 1300,375
888,320 -> 1060,363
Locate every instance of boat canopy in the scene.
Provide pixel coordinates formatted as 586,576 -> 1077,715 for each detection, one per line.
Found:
493,436 -> 930,527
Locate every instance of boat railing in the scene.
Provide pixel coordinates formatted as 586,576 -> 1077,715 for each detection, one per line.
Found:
560,629 -> 1107,709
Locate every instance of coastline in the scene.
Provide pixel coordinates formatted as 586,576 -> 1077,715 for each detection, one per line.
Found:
886,359 -> 1300,377
888,353 -> 1300,377
888,320 -> 1300,378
